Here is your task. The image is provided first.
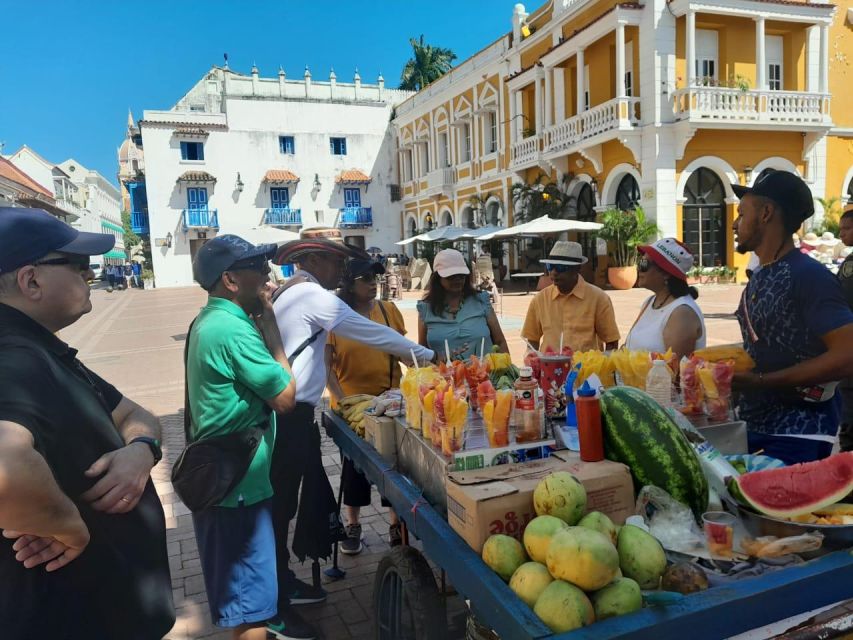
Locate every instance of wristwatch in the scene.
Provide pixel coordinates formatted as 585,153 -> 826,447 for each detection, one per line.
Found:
129,436 -> 163,464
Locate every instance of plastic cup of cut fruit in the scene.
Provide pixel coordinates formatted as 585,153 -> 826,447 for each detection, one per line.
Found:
702,511 -> 736,556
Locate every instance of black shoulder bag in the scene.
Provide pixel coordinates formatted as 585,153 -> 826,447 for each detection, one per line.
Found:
171,318 -> 268,512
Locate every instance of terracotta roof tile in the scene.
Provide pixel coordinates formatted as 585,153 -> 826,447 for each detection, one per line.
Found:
0,157 -> 54,199
176,171 -> 216,183
174,128 -> 209,137
264,169 -> 300,183
335,169 -> 372,183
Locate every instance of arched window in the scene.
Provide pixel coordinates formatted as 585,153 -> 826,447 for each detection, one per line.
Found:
576,183 -> 596,269
615,174 -> 640,211
683,168 -> 727,267
846,176 -> 853,203
408,217 -> 417,237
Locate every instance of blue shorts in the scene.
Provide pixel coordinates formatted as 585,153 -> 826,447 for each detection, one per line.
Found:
192,498 -> 278,628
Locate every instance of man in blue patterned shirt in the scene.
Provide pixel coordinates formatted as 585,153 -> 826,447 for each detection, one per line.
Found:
731,170 -> 853,465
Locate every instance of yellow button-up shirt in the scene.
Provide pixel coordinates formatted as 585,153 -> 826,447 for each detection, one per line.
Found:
521,277 -> 620,352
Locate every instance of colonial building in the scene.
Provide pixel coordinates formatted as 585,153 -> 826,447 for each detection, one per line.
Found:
118,110 -> 148,243
394,0 -> 852,281
135,64 -> 413,288
0,157 -> 62,217
57,159 -> 125,263
6,146 -> 84,224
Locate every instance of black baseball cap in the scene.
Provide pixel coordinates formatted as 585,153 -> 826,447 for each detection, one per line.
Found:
0,207 -> 115,274
345,258 -> 385,280
192,234 -> 277,290
731,170 -> 814,223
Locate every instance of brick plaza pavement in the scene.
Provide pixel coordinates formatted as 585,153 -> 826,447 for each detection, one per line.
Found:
61,281 -> 744,639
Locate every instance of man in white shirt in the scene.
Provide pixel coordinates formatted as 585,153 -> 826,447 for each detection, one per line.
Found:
270,228 -> 433,619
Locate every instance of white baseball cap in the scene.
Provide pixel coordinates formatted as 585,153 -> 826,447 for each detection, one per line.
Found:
638,237 -> 695,281
433,248 -> 470,277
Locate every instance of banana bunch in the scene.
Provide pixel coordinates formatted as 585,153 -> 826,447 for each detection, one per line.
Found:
335,394 -> 375,437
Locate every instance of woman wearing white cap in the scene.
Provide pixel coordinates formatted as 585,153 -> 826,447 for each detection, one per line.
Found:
625,238 -> 706,361
418,248 -> 509,360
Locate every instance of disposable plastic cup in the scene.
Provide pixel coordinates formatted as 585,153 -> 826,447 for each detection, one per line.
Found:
703,511 -> 736,556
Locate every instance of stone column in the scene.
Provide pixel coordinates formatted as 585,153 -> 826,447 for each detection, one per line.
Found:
819,24 -> 829,93
755,17 -> 766,90
686,11 -> 696,87
616,23 -> 626,98
544,67 -> 553,128
576,48 -> 585,114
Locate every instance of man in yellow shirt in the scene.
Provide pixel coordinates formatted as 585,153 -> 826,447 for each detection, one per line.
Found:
522,241 -> 620,352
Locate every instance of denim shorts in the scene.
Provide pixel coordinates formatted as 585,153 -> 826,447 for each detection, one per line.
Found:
192,498 -> 278,628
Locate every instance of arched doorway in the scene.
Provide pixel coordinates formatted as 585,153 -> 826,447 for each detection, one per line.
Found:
615,174 -> 640,211
486,200 -> 502,226
440,210 -> 453,227
461,206 -> 475,228
574,182 -> 597,279
683,167 -> 727,267
408,217 -> 417,238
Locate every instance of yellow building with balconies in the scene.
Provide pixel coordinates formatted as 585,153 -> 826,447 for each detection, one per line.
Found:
394,0 -> 852,282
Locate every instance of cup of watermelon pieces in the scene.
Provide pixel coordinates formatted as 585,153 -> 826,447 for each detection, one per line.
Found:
702,511 -> 736,556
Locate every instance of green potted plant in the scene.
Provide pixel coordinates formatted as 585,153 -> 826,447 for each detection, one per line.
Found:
596,206 -> 659,290
142,268 -> 155,289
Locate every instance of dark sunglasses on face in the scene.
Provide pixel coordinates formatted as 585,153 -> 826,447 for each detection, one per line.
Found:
637,257 -> 650,273
228,258 -> 268,273
546,263 -> 574,274
32,255 -> 91,272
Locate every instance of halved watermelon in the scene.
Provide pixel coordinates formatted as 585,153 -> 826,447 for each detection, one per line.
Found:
734,452 -> 853,519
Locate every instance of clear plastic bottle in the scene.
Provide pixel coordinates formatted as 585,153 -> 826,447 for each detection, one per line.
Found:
513,366 -> 542,443
646,359 -> 673,408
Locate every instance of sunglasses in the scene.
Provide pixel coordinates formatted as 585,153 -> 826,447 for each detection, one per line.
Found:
637,257 -> 651,273
545,263 -> 575,274
228,258 -> 269,273
32,255 -> 91,272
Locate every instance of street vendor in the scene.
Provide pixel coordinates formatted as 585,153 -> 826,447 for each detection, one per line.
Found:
325,258 -> 404,552
417,248 -> 508,360
625,237 -> 706,361
521,241 -> 620,352
731,170 -> 853,464
271,227 -> 434,616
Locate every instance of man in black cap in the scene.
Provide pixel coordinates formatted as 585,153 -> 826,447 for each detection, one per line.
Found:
731,171 -> 853,464
0,207 -> 175,639
187,234 -> 308,640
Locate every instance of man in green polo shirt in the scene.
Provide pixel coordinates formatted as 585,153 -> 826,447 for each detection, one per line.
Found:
187,235 -> 310,640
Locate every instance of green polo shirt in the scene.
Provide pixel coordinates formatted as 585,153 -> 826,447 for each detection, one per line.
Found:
186,297 -> 290,507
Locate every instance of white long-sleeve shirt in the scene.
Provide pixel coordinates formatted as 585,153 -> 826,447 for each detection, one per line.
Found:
273,270 -> 434,405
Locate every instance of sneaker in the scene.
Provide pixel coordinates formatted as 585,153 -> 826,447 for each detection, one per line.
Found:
340,523 -> 363,555
267,608 -> 316,640
286,578 -> 327,605
389,522 -> 403,547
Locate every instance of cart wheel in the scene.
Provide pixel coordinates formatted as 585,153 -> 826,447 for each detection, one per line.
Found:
374,546 -> 445,640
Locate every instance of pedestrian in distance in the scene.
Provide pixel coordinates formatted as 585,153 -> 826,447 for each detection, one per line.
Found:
731,170 -> 853,464
106,262 -> 115,289
131,261 -> 142,288
0,207 -> 175,640
188,234 -> 298,640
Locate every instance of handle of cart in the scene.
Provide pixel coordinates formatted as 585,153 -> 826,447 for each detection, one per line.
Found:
322,410 -> 853,640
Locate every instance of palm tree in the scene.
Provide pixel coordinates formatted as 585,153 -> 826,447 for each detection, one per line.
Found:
510,173 -> 576,223
814,196 -> 841,235
399,35 -> 457,91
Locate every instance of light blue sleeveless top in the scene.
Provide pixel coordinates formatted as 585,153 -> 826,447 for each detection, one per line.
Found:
417,291 -> 493,361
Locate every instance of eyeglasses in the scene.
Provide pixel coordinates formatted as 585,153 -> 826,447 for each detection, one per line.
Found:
32,255 -> 91,272
637,257 -> 651,273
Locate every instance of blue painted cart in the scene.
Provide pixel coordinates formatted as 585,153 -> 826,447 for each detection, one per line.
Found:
322,411 -> 853,639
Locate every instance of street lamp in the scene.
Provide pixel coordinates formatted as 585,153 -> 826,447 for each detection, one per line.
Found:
165,232 -> 173,248
235,173 -> 244,193
743,165 -> 753,185
313,173 -> 322,191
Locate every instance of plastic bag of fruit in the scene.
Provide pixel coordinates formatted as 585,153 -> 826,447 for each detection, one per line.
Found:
678,355 -> 704,415
697,359 -> 735,422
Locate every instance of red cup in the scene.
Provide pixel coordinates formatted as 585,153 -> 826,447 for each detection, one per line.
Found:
538,355 -> 572,417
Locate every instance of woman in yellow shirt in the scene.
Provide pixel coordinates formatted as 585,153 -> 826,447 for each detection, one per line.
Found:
326,258 -> 404,554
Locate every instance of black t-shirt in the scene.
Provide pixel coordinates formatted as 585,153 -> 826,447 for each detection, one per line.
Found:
0,304 -> 174,640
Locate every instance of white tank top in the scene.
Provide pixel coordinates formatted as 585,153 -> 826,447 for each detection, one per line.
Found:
625,295 -> 706,353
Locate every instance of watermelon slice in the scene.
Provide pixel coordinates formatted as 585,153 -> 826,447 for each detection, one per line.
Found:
734,452 -> 853,519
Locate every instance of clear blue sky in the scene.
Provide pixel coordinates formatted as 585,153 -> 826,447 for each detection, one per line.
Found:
0,0 -> 534,187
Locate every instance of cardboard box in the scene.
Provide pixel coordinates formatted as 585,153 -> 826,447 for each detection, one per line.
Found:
364,415 -> 397,467
445,451 -> 635,554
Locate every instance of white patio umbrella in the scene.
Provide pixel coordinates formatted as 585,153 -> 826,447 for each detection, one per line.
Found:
395,225 -> 472,245
477,215 -> 602,240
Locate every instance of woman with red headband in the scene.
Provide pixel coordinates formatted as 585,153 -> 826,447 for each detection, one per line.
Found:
625,238 -> 706,361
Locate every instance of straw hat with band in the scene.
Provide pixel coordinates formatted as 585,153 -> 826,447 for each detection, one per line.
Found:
638,237 -> 695,281
541,241 -> 588,266
274,227 -> 368,264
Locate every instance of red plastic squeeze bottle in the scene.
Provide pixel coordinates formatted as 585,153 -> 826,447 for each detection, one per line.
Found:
576,380 -> 604,462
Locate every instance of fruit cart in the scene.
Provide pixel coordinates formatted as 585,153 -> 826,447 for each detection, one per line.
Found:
323,410 -> 853,640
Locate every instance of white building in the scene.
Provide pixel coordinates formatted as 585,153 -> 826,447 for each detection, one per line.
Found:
57,159 -> 125,261
6,146 -> 83,224
139,64 -> 414,288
